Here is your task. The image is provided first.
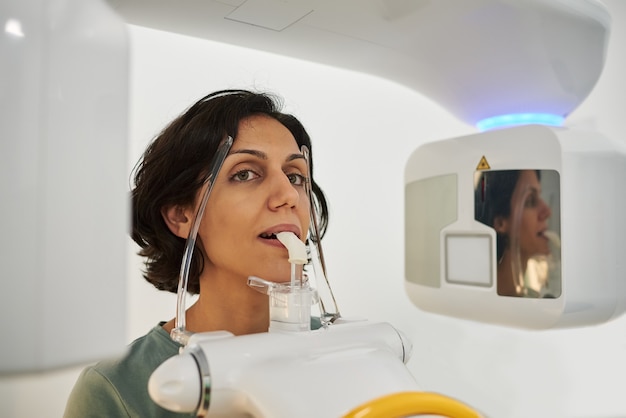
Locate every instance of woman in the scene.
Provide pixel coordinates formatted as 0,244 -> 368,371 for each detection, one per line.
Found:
475,169 -> 552,297
64,89 -> 329,417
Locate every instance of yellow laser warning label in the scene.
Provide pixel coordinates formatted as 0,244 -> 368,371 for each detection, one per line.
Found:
476,156 -> 490,170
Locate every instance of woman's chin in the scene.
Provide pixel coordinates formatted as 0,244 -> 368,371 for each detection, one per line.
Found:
251,270 -> 292,284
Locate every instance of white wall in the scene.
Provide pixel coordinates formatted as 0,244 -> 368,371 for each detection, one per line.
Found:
1,1 -> 624,417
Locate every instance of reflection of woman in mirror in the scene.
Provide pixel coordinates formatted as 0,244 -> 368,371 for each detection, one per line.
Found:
475,170 -> 553,297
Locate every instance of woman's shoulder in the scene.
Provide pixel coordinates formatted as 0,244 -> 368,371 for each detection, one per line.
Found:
96,323 -> 180,382
64,323 -> 184,418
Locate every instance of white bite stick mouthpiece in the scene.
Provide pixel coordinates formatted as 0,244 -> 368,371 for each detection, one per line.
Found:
543,230 -> 561,248
276,232 -> 307,264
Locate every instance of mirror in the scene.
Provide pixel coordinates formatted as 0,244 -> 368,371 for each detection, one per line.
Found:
474,169 -> 561,298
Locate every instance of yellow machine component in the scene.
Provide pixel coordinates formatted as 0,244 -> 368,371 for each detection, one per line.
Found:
342,391 -> 482,418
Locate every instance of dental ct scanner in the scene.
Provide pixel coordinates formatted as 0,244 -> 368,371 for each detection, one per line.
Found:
2,0 -> 624,417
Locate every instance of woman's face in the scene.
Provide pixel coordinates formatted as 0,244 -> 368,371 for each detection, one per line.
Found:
497,170 -> 552,258
197,114 -> 310,283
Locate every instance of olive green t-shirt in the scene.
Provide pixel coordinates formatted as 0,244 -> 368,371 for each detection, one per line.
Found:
64,323 -> 193,418
64,318 -> 324,417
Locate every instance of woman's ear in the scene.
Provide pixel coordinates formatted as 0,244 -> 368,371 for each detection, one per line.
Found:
493,216 -> 509,234
161,205 -> 192,239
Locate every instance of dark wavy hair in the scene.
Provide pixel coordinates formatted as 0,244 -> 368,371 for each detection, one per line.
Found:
474,170 -> 540,261
131,90 -> 329,294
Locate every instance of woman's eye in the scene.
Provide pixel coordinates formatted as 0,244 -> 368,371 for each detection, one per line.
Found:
232,169 -> 259,182
287,173 -> 307,186
524,193 -> 538,208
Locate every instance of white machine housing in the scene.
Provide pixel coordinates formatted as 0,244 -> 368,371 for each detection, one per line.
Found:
405,125 -> 626,329
0,0 -> 128,373
149,321 -> 423,418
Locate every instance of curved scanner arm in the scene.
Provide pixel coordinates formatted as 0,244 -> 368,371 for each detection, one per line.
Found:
301,145 -> 341,325
171,136 -> 234,345
248,276 -> 319,332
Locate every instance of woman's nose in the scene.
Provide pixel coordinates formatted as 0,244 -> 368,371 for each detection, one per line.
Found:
539,198 -> 552,220
268,172 -> 300,210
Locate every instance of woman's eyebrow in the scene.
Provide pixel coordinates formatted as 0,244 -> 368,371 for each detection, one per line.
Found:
228,149 -> 267,159
287,153 -> 306,163
228,149 -> 305,163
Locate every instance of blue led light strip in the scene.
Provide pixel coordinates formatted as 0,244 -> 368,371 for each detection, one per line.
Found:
476,113 -> 564,131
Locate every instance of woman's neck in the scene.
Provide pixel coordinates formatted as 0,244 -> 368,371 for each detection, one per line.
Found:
497,251 -> 529,297
163,272 -> 270,336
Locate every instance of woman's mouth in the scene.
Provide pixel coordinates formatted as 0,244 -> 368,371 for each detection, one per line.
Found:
258,225 -> 301,241
259,232 -> 278,240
